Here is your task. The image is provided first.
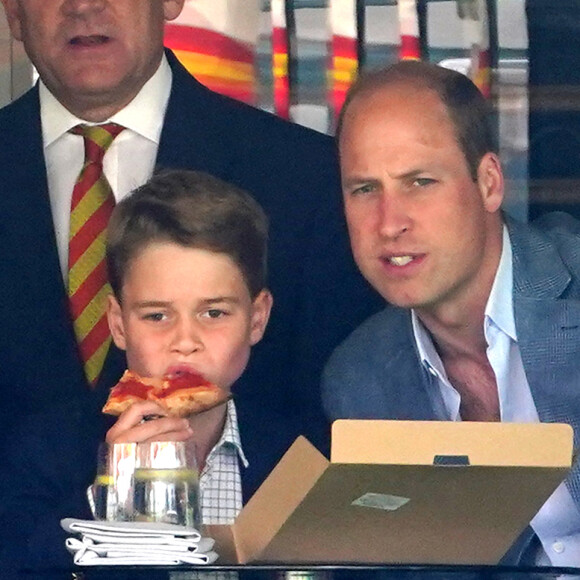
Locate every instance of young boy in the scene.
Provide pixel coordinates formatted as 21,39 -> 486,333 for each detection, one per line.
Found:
103,169 -> 280,525
0,170 -> 325,570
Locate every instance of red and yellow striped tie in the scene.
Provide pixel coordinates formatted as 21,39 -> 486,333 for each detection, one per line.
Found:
68,123 -> 124,386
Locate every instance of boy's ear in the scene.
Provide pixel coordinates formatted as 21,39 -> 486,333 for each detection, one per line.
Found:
107,294 -> 128,351
249,290 -> 273,345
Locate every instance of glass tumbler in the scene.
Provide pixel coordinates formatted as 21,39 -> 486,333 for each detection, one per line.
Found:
132,440 -> 201,529
93,442 -> 137,521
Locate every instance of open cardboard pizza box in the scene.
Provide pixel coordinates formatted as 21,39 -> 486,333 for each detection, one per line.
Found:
206,420 -> 573,565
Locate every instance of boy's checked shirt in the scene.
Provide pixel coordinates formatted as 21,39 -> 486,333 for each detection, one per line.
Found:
89,399 -> 247,525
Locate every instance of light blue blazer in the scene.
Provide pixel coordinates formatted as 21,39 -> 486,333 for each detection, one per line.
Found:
323,214 -> 580,509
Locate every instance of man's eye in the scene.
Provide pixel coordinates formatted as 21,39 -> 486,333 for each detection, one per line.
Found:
413,177 -> 436,187
143,312 -> 166,322
352,183 -> 375,195
203,309 -> 227,319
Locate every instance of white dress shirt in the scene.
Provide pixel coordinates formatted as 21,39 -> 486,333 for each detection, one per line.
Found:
40,56 -> 172,279
412,225 -> 580,566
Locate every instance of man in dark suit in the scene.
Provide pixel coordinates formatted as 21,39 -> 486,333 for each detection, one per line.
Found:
322,60 -> 580,565
0,0 -> 381,444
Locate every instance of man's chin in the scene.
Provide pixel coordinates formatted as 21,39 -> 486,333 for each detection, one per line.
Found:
377,290 -> 425,311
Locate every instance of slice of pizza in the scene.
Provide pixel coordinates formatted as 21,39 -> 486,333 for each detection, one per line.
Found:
102,369 -> 228,418
152,371 -> 229,418
102,370 -> 161,416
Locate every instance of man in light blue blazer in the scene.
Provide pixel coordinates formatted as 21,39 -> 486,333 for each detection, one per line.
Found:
322,60 -> 580,566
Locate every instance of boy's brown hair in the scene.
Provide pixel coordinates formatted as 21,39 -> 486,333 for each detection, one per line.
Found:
107,170 -> 269,299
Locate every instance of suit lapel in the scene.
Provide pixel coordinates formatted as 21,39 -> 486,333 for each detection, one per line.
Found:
0,88 -> 63,290
511,217 -> 580,504
517,296 -> 580,505
511,217 -> 580,425
0,88 -> 91,410
376,309 -> 440,421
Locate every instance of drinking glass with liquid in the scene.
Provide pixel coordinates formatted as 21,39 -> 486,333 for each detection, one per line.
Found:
93,440 -> 201,529
133,440 -> 200,529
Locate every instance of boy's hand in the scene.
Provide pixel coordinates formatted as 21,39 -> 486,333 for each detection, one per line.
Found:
106,400 -> 193,444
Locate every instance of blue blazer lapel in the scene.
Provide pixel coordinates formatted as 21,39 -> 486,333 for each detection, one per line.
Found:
511,217 -> 580,504
511,217 -> 580,425
323,308 -> 438,421
517,296 -> 580,421
518,295 -> 580,506
380,317 -> 439,421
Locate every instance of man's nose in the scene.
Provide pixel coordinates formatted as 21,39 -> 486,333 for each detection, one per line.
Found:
62,0 -> 107,16
378,194 -> 411,239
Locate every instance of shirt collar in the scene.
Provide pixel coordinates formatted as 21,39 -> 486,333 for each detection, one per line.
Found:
412,310 -> 447,380
211,399 -> 249,468
485,225 -> 516,340
40,54 -> 172,147
413,224 -> 514,375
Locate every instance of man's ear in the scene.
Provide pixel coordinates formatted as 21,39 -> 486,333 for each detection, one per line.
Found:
477,152 -> 504,214
107,294 -> 127,351
163,0 -> 186,22
249,290 -> 273,345
1,0 -> 24,41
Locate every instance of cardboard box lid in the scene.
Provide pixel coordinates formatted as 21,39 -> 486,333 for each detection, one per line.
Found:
331,420 -> 574,466
208,420 -> 573,565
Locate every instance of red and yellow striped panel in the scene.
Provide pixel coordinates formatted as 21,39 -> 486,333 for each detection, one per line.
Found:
400,34 -> 421,61
165,24 -> 256,104
272,25 -> 291,119
473,48 -> 491,98
398,0 -> 421,61
330,35 -> 358,120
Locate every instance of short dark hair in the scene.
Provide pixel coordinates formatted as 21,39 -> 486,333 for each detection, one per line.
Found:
107,170 -> 269,299
337,60 -> 497,180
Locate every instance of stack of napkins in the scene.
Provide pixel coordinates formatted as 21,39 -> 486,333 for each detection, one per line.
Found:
61,518 -> 218,566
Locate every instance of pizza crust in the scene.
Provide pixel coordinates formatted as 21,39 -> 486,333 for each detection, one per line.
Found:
102,370 -> 227,417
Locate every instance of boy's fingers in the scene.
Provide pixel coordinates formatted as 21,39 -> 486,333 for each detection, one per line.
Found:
105,401 -> 192,443
142,429 -> 193,444
106,417 -> 192,444
107,400 -> 166,434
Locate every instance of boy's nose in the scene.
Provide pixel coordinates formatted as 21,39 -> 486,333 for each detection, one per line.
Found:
172,320 -> 203,354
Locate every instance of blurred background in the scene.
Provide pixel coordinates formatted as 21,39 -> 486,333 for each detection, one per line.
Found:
1,0 -> 578,222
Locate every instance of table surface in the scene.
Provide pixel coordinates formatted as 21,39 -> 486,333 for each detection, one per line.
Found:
12,564 -> 580,580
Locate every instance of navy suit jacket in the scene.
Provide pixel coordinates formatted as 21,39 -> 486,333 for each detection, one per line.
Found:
0,50 -> 382,444
322,215 -> 580,562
